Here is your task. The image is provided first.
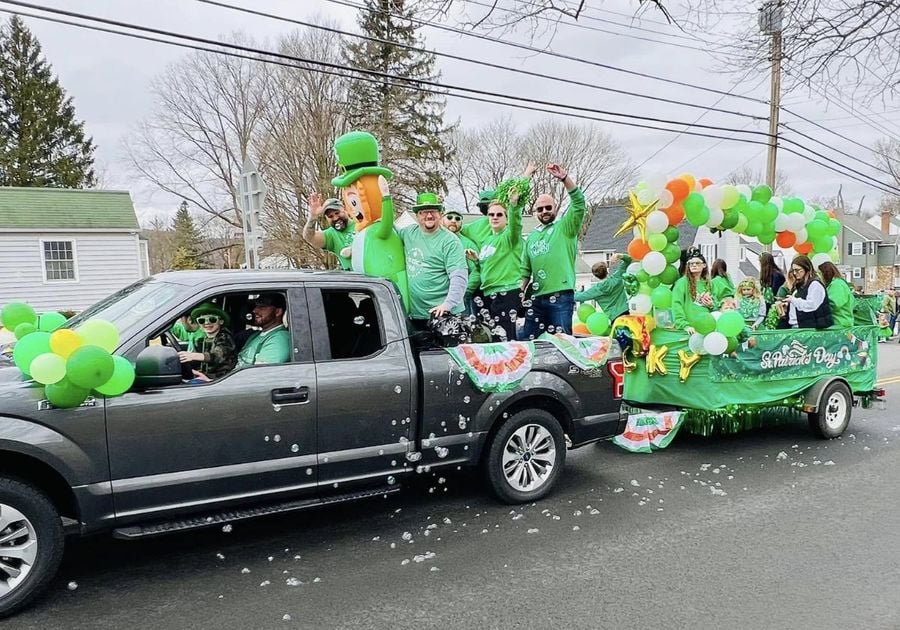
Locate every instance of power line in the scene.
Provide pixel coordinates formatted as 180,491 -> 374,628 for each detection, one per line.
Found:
319,0 -> 770,105
194,0 -> 766,121
780,121 -> 896,179
0,0 -> 771,138
7,2 -> 900,196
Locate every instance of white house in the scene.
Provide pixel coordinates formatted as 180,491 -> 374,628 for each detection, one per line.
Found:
0,187 -> 149,313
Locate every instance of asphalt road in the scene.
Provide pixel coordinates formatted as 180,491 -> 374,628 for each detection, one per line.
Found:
11,344 -> 900,630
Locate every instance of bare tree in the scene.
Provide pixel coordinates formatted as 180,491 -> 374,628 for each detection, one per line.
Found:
874,138 -> 900,188
446,115 -> 521,210
140,214 -> 177,273
724,164 -> 793,196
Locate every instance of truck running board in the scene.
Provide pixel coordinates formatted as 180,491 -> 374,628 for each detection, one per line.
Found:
112,486 -> 401,540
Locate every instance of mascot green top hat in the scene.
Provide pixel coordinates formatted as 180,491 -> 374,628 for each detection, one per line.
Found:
411,192 -> 444,213
331,131 -> 394,188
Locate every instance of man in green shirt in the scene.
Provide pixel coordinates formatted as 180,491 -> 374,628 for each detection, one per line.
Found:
575,254 -> 632,321
237,293 -> 292,368
443,209 -> 480,314
171,314 -> 205,352
460,189 -> 496,251
398,193 -> 468,330
520,163 -> 585,339
303,193 -> 354,270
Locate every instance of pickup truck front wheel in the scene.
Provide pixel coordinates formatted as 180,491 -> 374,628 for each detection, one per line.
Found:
485,409 -> 566,504
0,478 -> 64,618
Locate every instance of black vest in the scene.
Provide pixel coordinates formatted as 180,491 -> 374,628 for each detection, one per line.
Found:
795,279 -> 833,329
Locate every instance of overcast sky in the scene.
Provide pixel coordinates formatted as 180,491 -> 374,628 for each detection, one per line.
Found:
15,0 -> 900,220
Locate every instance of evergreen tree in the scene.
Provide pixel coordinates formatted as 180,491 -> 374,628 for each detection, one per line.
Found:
170,201 -> 204,270
343,0 -> 453,203
0,15 -> 96,188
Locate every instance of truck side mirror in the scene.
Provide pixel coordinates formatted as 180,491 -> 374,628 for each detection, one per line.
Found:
134,345 -> 183,389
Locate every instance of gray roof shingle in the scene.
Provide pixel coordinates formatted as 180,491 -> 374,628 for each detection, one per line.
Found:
581,204 -> 700,252
840,212 -> 886,242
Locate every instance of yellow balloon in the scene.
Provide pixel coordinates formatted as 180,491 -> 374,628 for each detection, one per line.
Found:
679,173 -> 696,190
646,344 -> 669,376
49,329 -> 84,359
678,350 -> 702,382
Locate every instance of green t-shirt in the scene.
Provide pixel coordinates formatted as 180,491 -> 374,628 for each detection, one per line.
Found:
574,254 -> 632,318
323,225 -> 355,270
521,187 -> 587,297
460,216 -> 492,250
477,200 -> 525,296
827,278 -> 856,328
710,275 -> 735,304
671,276 -> 714,330
237,325 -> 291,368
458,233 -> 481,297
172,321 -> 205,352
398,225 -> 467,319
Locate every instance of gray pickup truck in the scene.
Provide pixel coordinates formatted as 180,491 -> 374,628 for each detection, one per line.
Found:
0,270 -> 624,616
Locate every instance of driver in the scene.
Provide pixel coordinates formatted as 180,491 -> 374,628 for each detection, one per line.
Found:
236,293 -> 291,367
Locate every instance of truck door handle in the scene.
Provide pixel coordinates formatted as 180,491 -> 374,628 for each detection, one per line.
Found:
271,387 -> 310,404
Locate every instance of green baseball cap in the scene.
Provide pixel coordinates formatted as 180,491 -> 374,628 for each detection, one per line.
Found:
411,192 -> 444,213
477,189 -> 496,204
330,131 -> 393,188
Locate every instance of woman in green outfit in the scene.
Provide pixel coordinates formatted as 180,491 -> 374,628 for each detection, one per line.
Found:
671,247 -> 715,334
818,261 -> 855,328
709,259 -> 735,304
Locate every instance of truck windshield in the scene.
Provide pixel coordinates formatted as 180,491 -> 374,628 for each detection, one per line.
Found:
65,279 -> 183,334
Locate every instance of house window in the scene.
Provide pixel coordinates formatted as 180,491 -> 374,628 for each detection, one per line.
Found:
869,242 -> 877,255
41,240 -> 77,282
853,267 -> 862,279
850,242 -> 863,256
868,267 -> 877,282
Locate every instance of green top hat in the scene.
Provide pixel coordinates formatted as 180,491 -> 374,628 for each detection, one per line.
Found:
477,189 -> 496,205
190,303 -> 230,327
411,192 -> 444,213
331,131 -> 394,188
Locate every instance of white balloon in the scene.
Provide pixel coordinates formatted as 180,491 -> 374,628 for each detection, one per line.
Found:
795,227 -> 808,244
626,262 -> 642,276
774,213 -> 789,232
645,172 -> 667,193
637,187 -> 656,205
785,213 -> 806,232
711,311 -> 722,321
736,184 -> 753,200
688,333 -> 706,355
803,207 -> 816,221
811,253 -> 831,268
629,294 -> 652,315
770,196 -> 784,210
703,331 -> 728,356
641,251 -> 667,276
646,210 -> 669,234
657,188 -> 674,210
701,185 -> 724,210
707,207 -> 725,227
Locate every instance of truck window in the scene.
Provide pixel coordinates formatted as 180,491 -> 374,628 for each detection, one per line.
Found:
321,289 -> 383,359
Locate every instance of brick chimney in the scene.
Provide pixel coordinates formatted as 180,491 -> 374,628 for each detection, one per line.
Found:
882,208 -> 892,236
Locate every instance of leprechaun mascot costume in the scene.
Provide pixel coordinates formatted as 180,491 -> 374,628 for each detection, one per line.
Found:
331,131 -> 410,312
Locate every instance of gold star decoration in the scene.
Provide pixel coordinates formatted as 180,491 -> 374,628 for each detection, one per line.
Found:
646,344 -> 669,376
614,191 -> 659,242
678,350 -> 702,382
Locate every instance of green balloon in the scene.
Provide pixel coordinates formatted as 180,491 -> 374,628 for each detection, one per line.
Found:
807,219 -> 828,240
94,356 -> 136,397
783,197 -> 804,214
662,243 -> 681,264
66,345 -> 115,390
13,322 -> 36,340
746,200 -> 765,222
733,214 -> 749,234
732,194 -> 748,214
758,230 -> 776,245
29,352 -> 67,385
638,282 -> 653,296
576,303 -> 596,322
745,221 -> 763,237
660,265 -> 679,285
716,311 -> 744,337
38,311 -> 67,332
45,378 -> 90,409
761,202 -> 779,223
827,218 -> 841,237
648,233 -> 667,252
585,311 -> 611,336
720,209 -> 739,230
683,192 -> 705,214
725,336 -> 739,354
636,270 -> 650,283
12,331 -> 51,375
693,311 -> 717,335
813,237 -> 833,253
814,210 -> 829,222
685,204 -> 709,227
650,286 -> 672,309
77,320 -> 119,353
1,302 -> 37,330
751,185 -> 773,204
664,226 -> 680,243
647,276 -> 661,288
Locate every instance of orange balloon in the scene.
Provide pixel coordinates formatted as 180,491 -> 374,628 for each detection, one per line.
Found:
573,323 -> 590,336
678,173 -> 696,190
665,202 -> 685,226
775,231 -> 796,248
627,238 -> 651,261
795,241 -> 813,255
698,178 -> 714,188
827,210 -> 836,218
665,178 -> 691,202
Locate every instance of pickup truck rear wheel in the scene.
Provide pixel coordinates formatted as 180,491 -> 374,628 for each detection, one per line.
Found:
0,478 -> 64,618
484,409 -> 566,504
808,381 -> 852,439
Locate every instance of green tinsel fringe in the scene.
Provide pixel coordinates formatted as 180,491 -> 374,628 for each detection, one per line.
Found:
683,405 -> 806,437
494,177 -> 532,209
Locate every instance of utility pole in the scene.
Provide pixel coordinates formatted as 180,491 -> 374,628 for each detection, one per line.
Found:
759,0 -> 783,255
